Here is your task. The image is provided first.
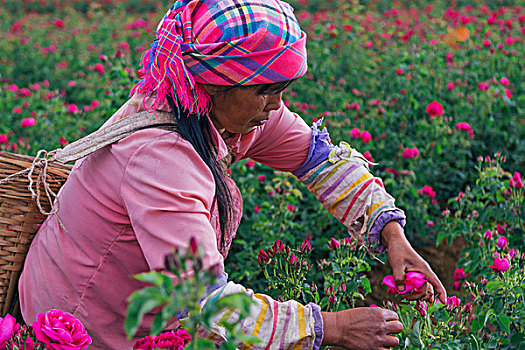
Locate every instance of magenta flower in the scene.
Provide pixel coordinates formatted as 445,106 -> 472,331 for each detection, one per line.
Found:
254,205 -> 260,213
496,236 -> 507,249
289,253 -> 298,265
395,68 -> 405,75
18,88 -> 31,97
425,101 -> 443,117
483,229 -> 493,240
0,314 -> 20,348
401,147 -> 420,159
257,174 -> 266,183
286,204 -> 294,212
363,150 -> 373,163
446,296 -> 461,308
496,223 -> 506,234
477,82 -> 489,90
325,285 -> 335,296
94,63 -> 104,75
382,272 -> 426,295
349,102 -> 360,110
299,238 -> 311,254
134,329 -> 190,350
32,309 -> 91,350
455,122 -> 471,131
245,160 -> 255,168
0,134 -> 8,144
350,127 -> 361,139
257,250 -> 270,267
329,238 -> 340,250
68,104 -> 79,113
500,77 -> 509,86
453,268 -> 466,281
489,257 -> 510,272
273,239 -> 285,254
360,130 -> 372,143
20,117 -> 36,128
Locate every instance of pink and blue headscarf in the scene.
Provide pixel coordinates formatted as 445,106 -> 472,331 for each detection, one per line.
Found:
131,0 -> 308,116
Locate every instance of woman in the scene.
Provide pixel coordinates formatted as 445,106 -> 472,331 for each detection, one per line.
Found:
19,0 -> 447,349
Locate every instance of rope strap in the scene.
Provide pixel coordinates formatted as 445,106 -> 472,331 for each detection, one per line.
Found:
0,111 -> 176,216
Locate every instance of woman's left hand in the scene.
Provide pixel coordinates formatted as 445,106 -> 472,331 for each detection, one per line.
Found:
381,221 -> 447,304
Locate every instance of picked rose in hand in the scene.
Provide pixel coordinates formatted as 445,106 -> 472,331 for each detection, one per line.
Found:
32,309 -> 91,350
382,272 -> 427,295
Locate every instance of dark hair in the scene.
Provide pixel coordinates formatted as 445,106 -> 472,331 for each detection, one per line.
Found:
165,80 -> 295,251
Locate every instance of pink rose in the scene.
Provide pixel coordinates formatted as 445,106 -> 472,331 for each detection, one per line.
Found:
0,134 -> 8,144
382,272 -> 426,294
257,250 -> 270,267
363,150 -> 373,163
496,236 -> 507,249
453,267 -> 466,281
329,238 -> 340,250
257,174 -> 266,183
68,104 -> 79,113
245,159 -> 255,168
32,309 -> 91,350
0,314 -> 20,348
446,296 -> 461,308
477,82 -> 490,90
20,117 -> 36,128
489,257 -> 510,273
425,101 -> 443,117
500,77 -> 509,86
300,238 -> 311,253
134,329 -> 190,350
360,130 -> 372,144
483,229 -> 493,240
350,127 -> 361,139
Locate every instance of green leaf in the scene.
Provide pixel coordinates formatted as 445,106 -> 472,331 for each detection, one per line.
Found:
133,271 -> 173,289
486,280 -> 504,292
125,291 -> 169,338
495,314 -> 511,334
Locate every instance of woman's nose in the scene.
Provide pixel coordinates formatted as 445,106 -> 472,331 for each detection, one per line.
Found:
265,92 -> 282,111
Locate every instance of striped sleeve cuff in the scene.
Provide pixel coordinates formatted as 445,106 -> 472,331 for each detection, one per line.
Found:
309,303 -> 324,350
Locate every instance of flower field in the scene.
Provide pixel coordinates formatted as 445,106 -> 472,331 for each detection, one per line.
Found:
1,0 -> 524,348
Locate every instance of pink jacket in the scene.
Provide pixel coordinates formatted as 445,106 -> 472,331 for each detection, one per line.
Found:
19,94 -> 313,349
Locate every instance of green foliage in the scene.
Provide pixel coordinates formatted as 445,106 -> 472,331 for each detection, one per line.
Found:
126,239 -> 260,350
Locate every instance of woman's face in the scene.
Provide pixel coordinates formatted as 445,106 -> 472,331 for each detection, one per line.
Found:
204,84 -> 284,134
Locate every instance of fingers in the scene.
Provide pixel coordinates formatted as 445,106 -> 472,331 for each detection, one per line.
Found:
392,267 -> 407,293
382,309 -> 399,321
381,334 -> 400,348
420,268 -> 447,303
386,320 -> 403,335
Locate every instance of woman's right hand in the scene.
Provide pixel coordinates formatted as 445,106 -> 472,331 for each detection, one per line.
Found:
321,307 -> 403,350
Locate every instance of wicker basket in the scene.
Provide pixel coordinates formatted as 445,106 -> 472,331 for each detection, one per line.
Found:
0,151 -> 72,317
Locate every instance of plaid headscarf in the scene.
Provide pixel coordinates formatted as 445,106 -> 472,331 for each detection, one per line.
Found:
130,0 -> 308,116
